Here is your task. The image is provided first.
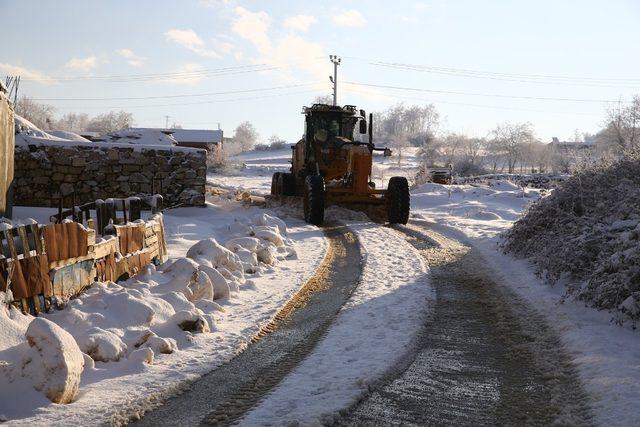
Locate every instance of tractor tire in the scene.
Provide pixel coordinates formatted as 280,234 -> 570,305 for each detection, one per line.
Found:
282,173 -> 296,196
303,175 -> 325,226
271,172 -> 283,196
387,176 -> 410,224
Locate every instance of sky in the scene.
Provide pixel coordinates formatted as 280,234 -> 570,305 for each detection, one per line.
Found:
2,0 -> 640,143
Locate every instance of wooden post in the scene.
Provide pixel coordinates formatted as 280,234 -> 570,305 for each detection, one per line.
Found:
122,199 -> 128,224
58,197 -> 63,224
129,197 -> 141,221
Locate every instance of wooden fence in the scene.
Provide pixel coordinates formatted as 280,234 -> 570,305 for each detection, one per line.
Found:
0,195 -> 167,314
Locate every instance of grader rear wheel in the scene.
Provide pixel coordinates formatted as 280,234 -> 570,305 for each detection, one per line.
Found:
271,172 -> 283,196
387,176 -> 410,224
303,175 -> 325,226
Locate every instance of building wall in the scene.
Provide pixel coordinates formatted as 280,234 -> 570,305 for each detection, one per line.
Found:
13,143 -> 207,208
0,93 -> 14,218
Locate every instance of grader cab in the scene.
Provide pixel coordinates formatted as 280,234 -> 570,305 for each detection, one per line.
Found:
271,104 -> 410,226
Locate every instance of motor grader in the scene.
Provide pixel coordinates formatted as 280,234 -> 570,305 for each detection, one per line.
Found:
271,103 -> 410,226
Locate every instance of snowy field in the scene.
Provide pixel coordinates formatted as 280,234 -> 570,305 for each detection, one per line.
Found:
1,197 -> 327,424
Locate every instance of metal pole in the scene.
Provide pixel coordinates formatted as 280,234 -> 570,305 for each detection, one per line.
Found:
329,55 -> 341,106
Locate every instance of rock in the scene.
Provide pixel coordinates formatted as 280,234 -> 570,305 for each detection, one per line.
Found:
189,270 -> 214,301
22,318 -> 84,404
129,348 -> 154,365
145,335 -> 177,354
198,265 -> 231,299
187,239 -> 244,274
78,327 -> 128,362
173,310 -> 211,333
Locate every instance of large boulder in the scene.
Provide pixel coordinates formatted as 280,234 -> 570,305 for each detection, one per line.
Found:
22,318 -> 85,404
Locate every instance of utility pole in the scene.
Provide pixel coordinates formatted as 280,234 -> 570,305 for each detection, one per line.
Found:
164,115 -> 170,129
329,55 -> 341,106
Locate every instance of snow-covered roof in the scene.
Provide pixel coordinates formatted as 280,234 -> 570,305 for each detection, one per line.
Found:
105,128 -> 178,146
47,130 -> 91,142
172,129 -> 223,145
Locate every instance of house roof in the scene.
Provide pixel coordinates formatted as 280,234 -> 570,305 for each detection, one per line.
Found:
171,129 -> 223,144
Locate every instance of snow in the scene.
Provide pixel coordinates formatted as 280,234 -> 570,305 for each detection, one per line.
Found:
105,128 -> 178,146
46,130 -> 91,142
241,213 -> 433,425
22,318 -> 85,404
13,115 -> 203,153
409,181 -> 640,426
2,197 -> 327,424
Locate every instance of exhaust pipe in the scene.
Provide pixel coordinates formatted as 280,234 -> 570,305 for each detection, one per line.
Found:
368,113 -> 373,145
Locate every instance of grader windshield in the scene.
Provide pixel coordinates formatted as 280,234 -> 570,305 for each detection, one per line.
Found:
305,106 -> 358,144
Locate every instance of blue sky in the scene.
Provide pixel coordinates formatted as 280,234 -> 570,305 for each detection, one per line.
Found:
2,0 -> 639,142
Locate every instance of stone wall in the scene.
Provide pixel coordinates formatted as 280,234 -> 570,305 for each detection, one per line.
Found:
13,142 -> 206,208
0,93 -> 14,218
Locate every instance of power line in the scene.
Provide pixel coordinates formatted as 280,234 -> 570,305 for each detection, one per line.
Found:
57,89 -> 321,110
343,87 -> 602,117
20,58 -> 326,83
343,81 -> 632,104
346,56 -> 640,86
31,82 -> 321,102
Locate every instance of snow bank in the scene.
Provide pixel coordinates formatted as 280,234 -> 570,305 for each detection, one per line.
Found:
503,154 -> 640,324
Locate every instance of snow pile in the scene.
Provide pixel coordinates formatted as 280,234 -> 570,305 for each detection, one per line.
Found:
0,212 -> 297,419
14,115 -> 71,145
503,154 -> 640,324
411,181 -> 542,237
46,130 -> 91,142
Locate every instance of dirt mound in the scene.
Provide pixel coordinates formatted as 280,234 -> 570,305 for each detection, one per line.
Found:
503,154 -> 640,325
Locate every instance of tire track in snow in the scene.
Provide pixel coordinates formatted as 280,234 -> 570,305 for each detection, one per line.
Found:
238,221 -> 433,426
339,222 -> 593,426
136,224 -> 363,426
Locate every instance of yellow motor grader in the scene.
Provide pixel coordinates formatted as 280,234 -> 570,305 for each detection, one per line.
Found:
271,103 -> 410,226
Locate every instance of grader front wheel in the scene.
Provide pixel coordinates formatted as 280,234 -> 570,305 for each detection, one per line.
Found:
387,176 -> 410,224
304,175 -> 325,226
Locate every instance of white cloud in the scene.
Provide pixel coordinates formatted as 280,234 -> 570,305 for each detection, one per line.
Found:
284,15 -> 317,32
230,7 -> 326,81
164,29 -> 220,58
415,2 -> 429,10
168,63 -> 206,85
65,55 -> 97,72
116,49 -> 146,67
232,7 -> 271,52
0,63 -> 53,84
332,10 -> 367,27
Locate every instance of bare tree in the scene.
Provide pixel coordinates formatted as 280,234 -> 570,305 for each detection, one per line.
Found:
55,112 -> 90,133
86,111 -> 134,134
601,96 -> 640,152
489,122 -> 535,173
233,121 -> 259,152
314,95 -> 333,105
15,96 -> 56,129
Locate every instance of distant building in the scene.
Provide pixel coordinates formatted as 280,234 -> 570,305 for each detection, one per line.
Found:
549,137 -> 596,150
171,129 -> 224,163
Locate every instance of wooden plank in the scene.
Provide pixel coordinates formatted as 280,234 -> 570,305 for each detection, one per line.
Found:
17,226 -> 31,258
30,224 -> 44,255
51,260 -> 95,298
93,238 -> 119,260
